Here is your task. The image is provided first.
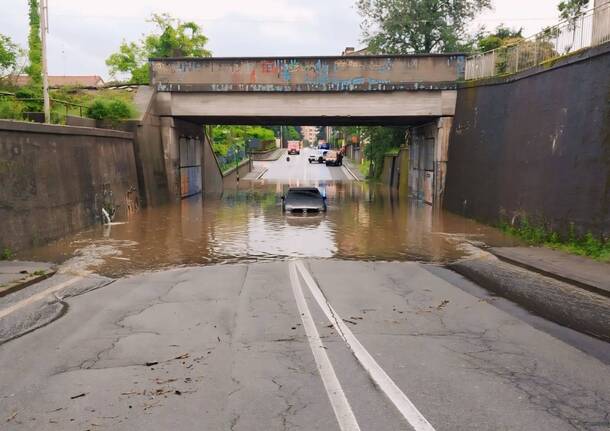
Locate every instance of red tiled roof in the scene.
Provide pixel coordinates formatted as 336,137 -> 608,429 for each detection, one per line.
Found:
12,75 -> 105,88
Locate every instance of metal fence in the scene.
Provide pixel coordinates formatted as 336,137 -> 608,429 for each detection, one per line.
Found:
217,146 -> 249,173
466,2 -> 610,80
0,91 -> 88,120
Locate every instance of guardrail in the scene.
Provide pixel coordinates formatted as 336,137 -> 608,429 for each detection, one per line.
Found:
466,2 -> 610,80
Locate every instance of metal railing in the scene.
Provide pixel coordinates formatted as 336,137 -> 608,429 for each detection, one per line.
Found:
0,91 -> 89,121
216,145 -> 249,174
466,2 -> 610,80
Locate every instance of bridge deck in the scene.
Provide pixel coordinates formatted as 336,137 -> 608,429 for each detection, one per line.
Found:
150,55 -> 466,92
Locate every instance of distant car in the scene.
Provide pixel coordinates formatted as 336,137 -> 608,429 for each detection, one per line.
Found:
282,187 -> 327,213
287,141 -> 301,155
308,148 -> 327,164
324,150 -> 343,166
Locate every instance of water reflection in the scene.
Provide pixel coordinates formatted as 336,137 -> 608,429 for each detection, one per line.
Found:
17,182 -> 520,277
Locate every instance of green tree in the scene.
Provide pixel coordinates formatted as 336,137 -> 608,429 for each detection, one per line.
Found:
558,0 -> 590,21
286,126 -> 301,141
362,127 -> 406,178
357,0 -> 491,54
0,34 -> 21,78
476,25 -> 523,52
106,13 -> 212,84
26,0 -> 42,88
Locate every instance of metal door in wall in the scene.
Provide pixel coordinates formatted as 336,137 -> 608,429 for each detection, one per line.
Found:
180,136 -> 202,198
422,137 -> 435,205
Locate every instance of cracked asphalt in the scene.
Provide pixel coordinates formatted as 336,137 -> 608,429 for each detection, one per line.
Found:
1,260 -> 609,430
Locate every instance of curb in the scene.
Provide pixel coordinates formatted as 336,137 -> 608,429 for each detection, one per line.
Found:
252,149 -> 285,162
448,251 -> 610,342
0,270 -> 57,298
255,168 -> 268,180
341,162 -> 362,181
488,250 -> 610,299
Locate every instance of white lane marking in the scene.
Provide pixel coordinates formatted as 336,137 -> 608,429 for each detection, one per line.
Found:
0,276 -> 84,320
341,164 -> 359,182
295,261 -> 436,431
289,262 -> 361,431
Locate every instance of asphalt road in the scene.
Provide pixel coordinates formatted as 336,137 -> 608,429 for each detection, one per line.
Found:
256,149 -> 352,182
1,260 -> 609,430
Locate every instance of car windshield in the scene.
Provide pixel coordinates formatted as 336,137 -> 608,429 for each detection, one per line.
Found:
287,189 -> 321,198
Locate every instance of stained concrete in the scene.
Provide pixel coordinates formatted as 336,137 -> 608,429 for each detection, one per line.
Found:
0,120 -> 139,252
150,55 -> 466,91
444,42 -> 610,237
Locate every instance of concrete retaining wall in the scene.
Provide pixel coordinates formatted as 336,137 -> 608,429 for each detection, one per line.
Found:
0,120 -> 139,252
444,43 -> 610,238
380,148 -> 409,193
222,159 -> 252,188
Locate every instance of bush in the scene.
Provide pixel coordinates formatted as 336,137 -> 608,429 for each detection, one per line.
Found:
1,247 -> 13,260
14,86 -> 43,112
0,98 -> 25,119
87,97 -> 136,122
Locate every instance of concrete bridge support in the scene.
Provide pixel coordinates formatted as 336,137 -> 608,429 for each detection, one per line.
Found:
407,117 -> 453,205
131,88 -> 225,205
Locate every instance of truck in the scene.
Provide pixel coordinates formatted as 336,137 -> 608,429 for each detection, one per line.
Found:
287,141 -> 301,155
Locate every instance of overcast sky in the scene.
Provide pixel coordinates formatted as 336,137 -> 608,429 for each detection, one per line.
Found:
0,0 -> 583,80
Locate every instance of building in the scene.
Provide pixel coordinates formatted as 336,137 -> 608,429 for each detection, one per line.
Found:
12,75 -> 105,89
342,47 -> 371,56
300,126 -> 319,145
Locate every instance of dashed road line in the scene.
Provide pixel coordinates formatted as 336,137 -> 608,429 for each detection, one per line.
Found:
294,260 -> 436,431
288,262 -> 361,431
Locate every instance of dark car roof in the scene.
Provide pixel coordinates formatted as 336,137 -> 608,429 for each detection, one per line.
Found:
287,187 -> 321,193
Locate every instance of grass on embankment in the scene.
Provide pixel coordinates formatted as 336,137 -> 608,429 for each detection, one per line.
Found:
358,161 -> 370,178
499,220 -> 610,263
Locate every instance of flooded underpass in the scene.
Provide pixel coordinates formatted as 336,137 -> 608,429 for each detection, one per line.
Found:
5,165 -> 610,431
16,180 -> 521,278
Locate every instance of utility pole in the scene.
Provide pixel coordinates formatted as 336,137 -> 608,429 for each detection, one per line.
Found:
40,0 -> 50,123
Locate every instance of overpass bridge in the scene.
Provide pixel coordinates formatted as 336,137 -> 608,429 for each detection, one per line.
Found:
136,54 -> 466,203
149,54 -> 464,125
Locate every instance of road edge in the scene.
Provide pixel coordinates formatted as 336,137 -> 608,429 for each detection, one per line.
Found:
447,249 -> 610,342
0,270 -> 57,298
341,163 -> 361,181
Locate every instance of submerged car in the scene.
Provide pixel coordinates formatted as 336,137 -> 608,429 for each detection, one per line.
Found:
282,187 -> 327,213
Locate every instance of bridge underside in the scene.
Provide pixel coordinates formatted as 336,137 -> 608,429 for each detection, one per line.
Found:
177,115 -> 438,127
155,91 -> 457,127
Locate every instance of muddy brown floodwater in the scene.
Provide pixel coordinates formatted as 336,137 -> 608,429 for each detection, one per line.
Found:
17,181 -> 521,277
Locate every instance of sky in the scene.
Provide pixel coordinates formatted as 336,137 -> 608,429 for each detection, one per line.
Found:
0,0 -> 582,80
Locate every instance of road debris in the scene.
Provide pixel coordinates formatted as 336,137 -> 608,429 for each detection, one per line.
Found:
436,300 -> 450,310
6,410 -> 19,422
70,393 -> 87,400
